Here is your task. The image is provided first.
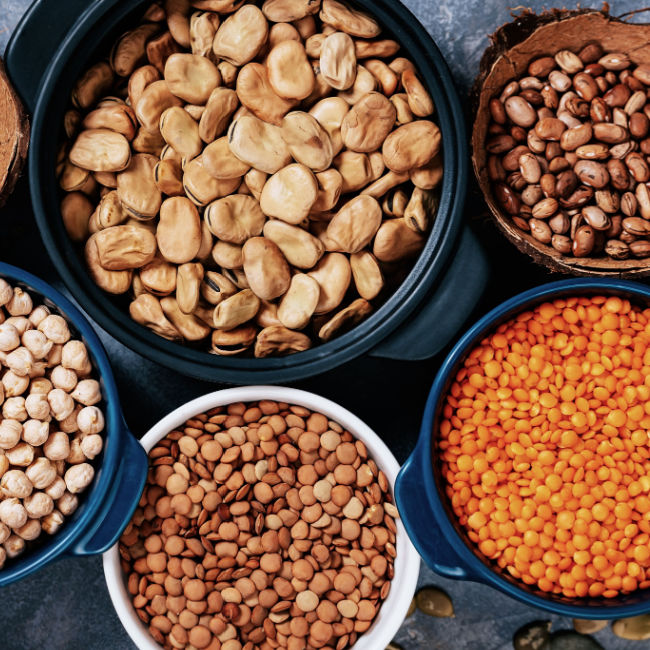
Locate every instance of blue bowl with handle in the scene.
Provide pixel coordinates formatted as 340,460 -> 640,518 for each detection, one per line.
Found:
396,278 -> 650,618
0,262 -> 147,587
4,0 -> 488,384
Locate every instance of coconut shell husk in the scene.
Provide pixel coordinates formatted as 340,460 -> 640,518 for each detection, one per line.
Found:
471,5 -> 650,277
0,57 -> 29,209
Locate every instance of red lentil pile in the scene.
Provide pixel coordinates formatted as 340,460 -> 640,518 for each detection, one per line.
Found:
439,295 -> 650,599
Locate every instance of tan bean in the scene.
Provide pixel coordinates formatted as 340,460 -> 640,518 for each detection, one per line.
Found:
320,32 -> 357,91
341,92 -> 396,153
157,197 -> 202,264
199,88 -> 239,144
263,220 -> 324,269
161,297 -> 211,340
401,69 -> 433,117
382,120 -> 441,172
318,298 -> 371,341
211,325 -> 257,355
61,193 -> 93,243
117,153 -> 162,220
159,107 -> 202,160
504,96 -> 536,127
205,195 -> 266,244
176,263 -> 204,314
82,103 -> 137,140
319,0 -> 380,38
242,237 -> 291,300
307,253 -> 351,314
227,115 -> 292,174
212,4 -> 269,66
214,290 -> 260,330
140,258 -> 178,296
154,159 -> 184,196
260,164 -> 319,224
325,195 -> 381,253
135,80 -> 184,132
254,326 -> 311,357
373,218 -> 424,262
94,225 -> 156,270
309,97 -> 349,156
311,169 -> 343,213
281,112 -> 334,172
203,137 -> 251,180
236,63 -> 296,126
183,157 -> 240,206
262,0 -> 319,22
85,235 -> 132,294
69,129 -> 131,173
337,64 -> 377,106
211,241 -> 243,269
277,274 -> 320,329
350,251 -> 383,300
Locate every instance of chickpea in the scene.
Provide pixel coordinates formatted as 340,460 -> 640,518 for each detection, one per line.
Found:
5,346 -> 35,377
59,405 -> 82,434
6,288 -> 33,316
47,388 -> 75,421
38,315 -> 71,344
0,323 -> 20,352
0,420 -> 22,450
0,498 -> 28,529
80,434 -> 103,460
61,341 -> 92,376
4,534 -> 26,557
44,475 -> 66,500
29,377 -> 53,395
50,365 -> 78,392
0,522 -> 9,544
16,519 -> 41,541
0,469 -> 33,499
46,344 -> 63,366
28,305 -> 50,328
2,396 -> 27,421
43,431 -> 71,461
70,379 -> 102,406
0,279 -> 12,306
0,455 -> 8,478
66,437 -> 86,465
42,510 -> 64,535
21,329 -> 53,359
4,316 -> 31,336
0,546 -> 5,569
2,370 -> 30,397
57,491 -> 79,515
24,395 -> 51,421
5,442 -> 35,467
77,406 -> 105,435
23,492 -> 54,519
64,463 -> 95,494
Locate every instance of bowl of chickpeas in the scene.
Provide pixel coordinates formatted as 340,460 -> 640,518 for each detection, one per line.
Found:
396,278 -> 650,618
0,261 -> 146,586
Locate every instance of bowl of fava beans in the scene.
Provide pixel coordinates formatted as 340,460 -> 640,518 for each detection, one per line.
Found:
103,386 -> 420,650
397,279 -> 650,618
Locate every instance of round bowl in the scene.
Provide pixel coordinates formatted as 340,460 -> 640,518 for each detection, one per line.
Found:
0,261 -> 146,587
396,278 -> 650,618
471,8 -> 650,278
103,385 -> 420,649
7,0 -> 479,383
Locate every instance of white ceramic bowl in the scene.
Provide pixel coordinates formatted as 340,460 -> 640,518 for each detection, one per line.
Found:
103,386 -> 420,650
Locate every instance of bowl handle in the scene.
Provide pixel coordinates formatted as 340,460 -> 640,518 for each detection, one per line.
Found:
4,0 -> 92,111
369,226 -> 489,361
71,425 -> 147,556
395,446 -> 480,581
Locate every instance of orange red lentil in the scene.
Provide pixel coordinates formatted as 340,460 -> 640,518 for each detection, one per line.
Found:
438,295 -> 650,599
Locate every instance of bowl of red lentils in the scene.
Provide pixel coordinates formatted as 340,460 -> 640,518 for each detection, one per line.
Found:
396,278 -> 650,618
103,386 -> 420,650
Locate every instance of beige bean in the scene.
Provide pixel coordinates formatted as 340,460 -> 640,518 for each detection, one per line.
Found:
161,297 -> 211,340
82,103 -> 137,140
350,251 -> 383,300
212,4 -> 269,66
157,197 -> 202,264
337,65 -> 377,105
61,193 -> 93,243
361,170 -> 409,198
318,298 -> 372,341
203,137 -> 251,180
236,63 -> 296,126
263,220 -> 324,269
311,168 -> 343,213
211,325 -> 257,355
183,157 -> 240,206
111,23 -> 159,77
205,194 -> 266,244
199,88 -> 239,144
135,80 -> 183,132
281,112 -> 334,172
85,235 -> 133,294
325,195 -> 381,253
410,154 -> 443,190
201,271 -> 237,305
159,107 -> 202,160
154,159 -> 184,196
319,0 -> 380,38
94,225 -> 156,270
214,290 -> 260,330
308,253 -> 351,314
129,294 -> 181,340
211,240 -> 243,269
227,116 -> 292,174
69,129 -> 131,173
254,326 -> 311,357
140,258 -> 177,296
72,62 -> 114,110
402,69 -> 433,117
176,263 -> 204,314
189,10 -> 220,57
341,92 -> 396,152
262,0 -> 320,22
382,120 -> 441,172
309,97 -> 349,156
242,237 -> 291,300
127,65 -> 160,109
320,32 -> 357,91
373,218 -> 424,262
504,96 -> 536,127
267,40 -> 315,100
404,187 -> 436,233
117,153 -> 162,220
260,164 -> 318,224
277,274 -> 320,329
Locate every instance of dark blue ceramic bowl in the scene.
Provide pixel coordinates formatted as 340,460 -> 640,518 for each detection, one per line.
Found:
5,0 -> 488,384
396,278 -> 650,618
0,262 -> 147,587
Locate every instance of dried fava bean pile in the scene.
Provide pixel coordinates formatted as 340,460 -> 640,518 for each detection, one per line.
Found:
120,400 -> 398,649
439,295 -> 650,599
487,42 -> 650,260
59,0 -> 443,358
0,279 -> 104,568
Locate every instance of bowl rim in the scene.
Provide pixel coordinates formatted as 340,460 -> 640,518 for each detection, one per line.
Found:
420,277 -> 650,617
0,261 -> 123,585
27,0 -> 468,383
103,385 -> 421,649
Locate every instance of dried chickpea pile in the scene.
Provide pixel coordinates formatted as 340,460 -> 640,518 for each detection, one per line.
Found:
0,279 -> 105,569
58,0 -> 443,358
439,295 -> 650,600
487,42 -> 650,260
120,400 -> 398,649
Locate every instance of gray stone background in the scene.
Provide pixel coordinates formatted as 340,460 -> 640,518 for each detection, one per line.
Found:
0,0 -> 649,649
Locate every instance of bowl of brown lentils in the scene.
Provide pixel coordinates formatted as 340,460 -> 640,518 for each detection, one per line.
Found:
472,7 -> 650,277
103,385 -> 420,650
